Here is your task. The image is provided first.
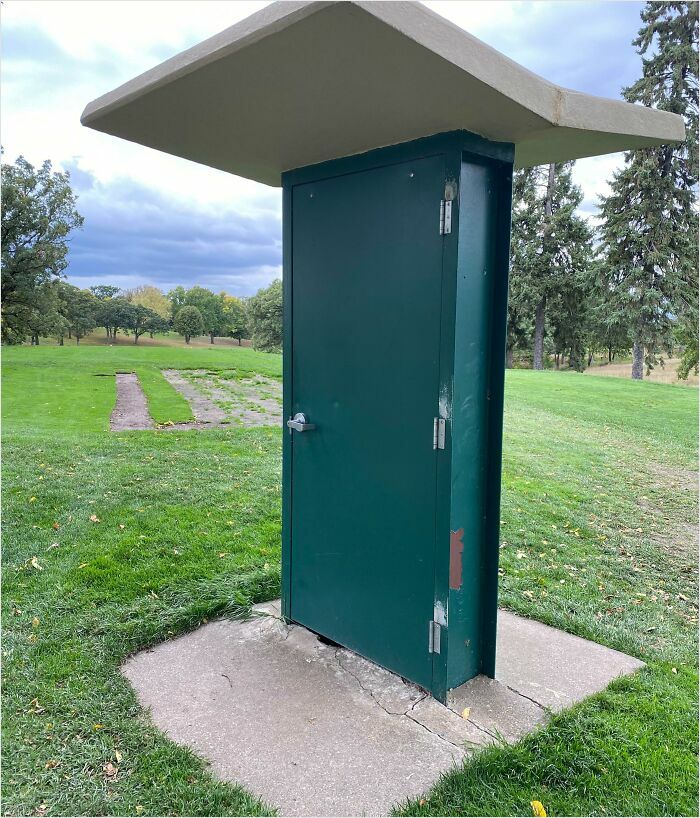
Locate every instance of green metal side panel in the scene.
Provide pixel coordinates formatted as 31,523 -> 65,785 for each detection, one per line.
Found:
288,154 -> 446,690
446,156 -> 513,690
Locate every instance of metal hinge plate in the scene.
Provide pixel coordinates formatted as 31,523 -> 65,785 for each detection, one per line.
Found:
428,620 -> 441,654
439,199 -> 452,235
433,417 -> 446,450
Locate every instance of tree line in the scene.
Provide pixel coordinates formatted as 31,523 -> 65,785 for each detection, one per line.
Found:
1,2 -> 696,377
507,1 -> 698,380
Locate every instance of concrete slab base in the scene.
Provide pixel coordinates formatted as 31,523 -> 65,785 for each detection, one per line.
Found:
122,602 -> 643,816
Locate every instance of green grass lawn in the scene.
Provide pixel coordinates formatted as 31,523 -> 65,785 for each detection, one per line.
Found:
2,345 -> 698,817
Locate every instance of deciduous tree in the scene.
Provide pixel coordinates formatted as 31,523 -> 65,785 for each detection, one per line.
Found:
246,279 -> 282,352
173,305 -> 204,343
1,156 -> 83,343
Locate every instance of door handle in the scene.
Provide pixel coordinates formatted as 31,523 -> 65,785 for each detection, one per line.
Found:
287,412 -> 316,432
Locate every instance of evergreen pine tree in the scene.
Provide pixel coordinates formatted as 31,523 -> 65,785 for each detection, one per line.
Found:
597,1 -> 698,379
508,163 -> 593,370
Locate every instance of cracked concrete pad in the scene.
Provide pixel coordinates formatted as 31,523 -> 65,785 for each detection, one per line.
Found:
123,612 -> 468,817
448,675 -> 548,743
495,610 -> 645,712
122,605 -> 644,816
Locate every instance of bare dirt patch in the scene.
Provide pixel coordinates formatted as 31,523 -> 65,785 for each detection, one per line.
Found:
110,373 -> 154,431
163,369 -> 282,428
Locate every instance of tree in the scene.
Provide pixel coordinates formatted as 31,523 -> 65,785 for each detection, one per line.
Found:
246,279 -> 283,352
62,285 -> 97,344
90,285 -> 121,301
173,305 -> 204,343
509,164 -> 593,369
167,286 -> 187,320
126,285 -> 171,319
184,286 -> 224,343
129,304 -> 165,344
597,1 -> 698,379
93,295 -> 134,340
221,294 -> 248,344
25,282 -> 66,346
1,156 -> 83,343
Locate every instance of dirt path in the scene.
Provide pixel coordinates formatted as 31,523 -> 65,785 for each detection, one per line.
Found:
110,373 -> 155,431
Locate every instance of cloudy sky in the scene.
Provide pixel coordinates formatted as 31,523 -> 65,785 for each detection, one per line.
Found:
2,0 -> 646,297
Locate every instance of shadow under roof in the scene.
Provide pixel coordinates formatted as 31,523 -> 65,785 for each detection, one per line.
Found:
81,0 -> 684,186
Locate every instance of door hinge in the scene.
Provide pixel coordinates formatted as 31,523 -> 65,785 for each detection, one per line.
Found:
428,620 -> 442,654
433,417 -> 446,450
439,199 -> 452,235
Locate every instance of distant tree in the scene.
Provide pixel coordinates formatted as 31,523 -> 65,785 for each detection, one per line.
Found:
221,293 -> 248,344
25,282 -> 65,346
62,285 -> 97,344
184,286 -> 224,343
597,1 -> 698,379
1,156 -> 83,343
126,285 -> 171,319
510,164 -> 593,369
128,304 -> 165,344
246,279 -> 283,352
167,285 -> 187,320
173,305 -> 204,343
90,285 -> 121,301
93,295 -> 135,340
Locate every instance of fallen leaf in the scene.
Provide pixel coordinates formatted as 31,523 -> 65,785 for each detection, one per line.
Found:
30,557 -> 43,571
103,761 -> 118,778
115,750 -> 122,763
531,800 -> 547,817
135,807 -> 144,815
45,759 -> 60,769
118,524 -> 125,530
89,515 -> 101,524
29,496 -> 37,503
671,667 -> 678,674
32,617 -> 40,627
47,543 -> 60,551
93,723 -> 103,730
52,522 -> 60,530
461,707 -> 471,720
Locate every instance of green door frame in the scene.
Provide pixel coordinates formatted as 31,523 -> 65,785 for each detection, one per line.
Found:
281,130 -> 514,702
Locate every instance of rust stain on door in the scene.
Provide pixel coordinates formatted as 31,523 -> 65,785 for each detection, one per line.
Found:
449,528 -> 464,590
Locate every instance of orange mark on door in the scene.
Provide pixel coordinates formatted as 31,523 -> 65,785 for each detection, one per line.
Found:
449,528 -> 464,590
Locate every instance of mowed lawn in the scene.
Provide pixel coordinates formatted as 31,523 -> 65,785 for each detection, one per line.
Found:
2,344 -> 698,817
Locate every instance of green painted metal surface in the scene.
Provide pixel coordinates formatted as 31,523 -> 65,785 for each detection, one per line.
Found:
288,155 -> 445,689
282,132 -> 514,700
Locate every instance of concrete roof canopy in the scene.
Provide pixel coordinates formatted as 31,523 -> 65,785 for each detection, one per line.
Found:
81,0 -> 684,187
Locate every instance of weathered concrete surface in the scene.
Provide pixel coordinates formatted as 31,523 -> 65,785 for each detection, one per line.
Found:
122,604 -> 644,816
495,610 -> 645,712
110,373 -> 154,430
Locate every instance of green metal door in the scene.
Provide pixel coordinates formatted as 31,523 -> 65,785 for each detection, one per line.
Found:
289,155 -> 445,689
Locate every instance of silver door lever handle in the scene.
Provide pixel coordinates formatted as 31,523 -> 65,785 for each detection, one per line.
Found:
287,412 -> 316,432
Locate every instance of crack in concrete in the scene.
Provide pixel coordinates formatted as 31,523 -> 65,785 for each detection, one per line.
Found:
333,650 -> 470,753
502,682 -> 551,713
334,649 -> 411,715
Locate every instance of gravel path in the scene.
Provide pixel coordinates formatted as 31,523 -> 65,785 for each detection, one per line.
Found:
110,373 -> 154,431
